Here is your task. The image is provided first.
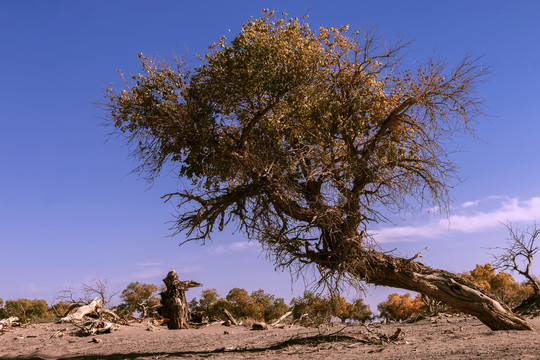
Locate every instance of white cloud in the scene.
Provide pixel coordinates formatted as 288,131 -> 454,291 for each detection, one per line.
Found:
373,196 -> 540,243
461,200 -> 479,208
209,241 -> 260,255
136,262 -> 162,267
134,267 -> 164,279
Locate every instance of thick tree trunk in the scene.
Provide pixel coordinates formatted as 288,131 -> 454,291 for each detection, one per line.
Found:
159,270 -> 202,329
350,250 -> 534,330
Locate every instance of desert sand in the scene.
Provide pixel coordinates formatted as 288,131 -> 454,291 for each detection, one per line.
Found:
1,315 -> 540,359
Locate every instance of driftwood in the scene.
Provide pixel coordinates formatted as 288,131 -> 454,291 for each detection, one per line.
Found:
58,298 -> 120,324
59,298 -> 102,322
270,311 -> 293,327
252,322 -> 268,330
221,308 -> 238,326
158,270 -> 202,329
73,319 -> 118,336
0,317 -> 20,331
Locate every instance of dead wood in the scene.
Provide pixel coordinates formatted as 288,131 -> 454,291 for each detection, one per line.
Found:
151,316 -> 168,327
389,328 -> 403,341
0,317 -> 20,331
58,297 -> 121,325
158,269 -> 202,329
61,303 -> 83,318
190,311 -> 208,323
221,308 -> 238,326
73,319 -> 118,336
100,308 -> 120,321
514,293 -> 540,317
252,322 -> 268,330
346,249 -> 535,330
59,298 -> 101,322
270,310 -> 293,327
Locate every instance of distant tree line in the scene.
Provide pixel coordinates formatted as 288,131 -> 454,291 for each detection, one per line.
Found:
1,262 -> 536,325
189,288 -> 372,324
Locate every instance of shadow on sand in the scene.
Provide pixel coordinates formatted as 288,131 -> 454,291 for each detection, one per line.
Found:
6,333 -> 364,360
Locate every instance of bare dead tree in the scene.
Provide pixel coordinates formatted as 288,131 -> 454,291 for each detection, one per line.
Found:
55,284 -> 84,306
82,278 -> 120,308
103,11 -> 533,330
491,221 -> 540,295
57,278 -> 120,309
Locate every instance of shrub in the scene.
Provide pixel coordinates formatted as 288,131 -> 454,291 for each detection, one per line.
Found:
117,282 -> 160,318
463,263 -> 532,307
377,293 -> 427,322
4,298 -> 51,322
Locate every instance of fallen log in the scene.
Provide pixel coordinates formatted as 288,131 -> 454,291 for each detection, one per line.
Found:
252,322 -> 268,330
0,317 -> 20,331
59,298 -> 101,322
101,308 -> 120,321
270,310 -> 293,327
73,319 -> 118,336
221,309 -> 238,326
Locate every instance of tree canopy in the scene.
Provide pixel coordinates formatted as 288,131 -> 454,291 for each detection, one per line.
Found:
107,9 -> 483,280
105,10 -> 534,330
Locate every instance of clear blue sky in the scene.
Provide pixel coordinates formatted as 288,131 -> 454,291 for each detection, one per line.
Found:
1,1 -> 539,311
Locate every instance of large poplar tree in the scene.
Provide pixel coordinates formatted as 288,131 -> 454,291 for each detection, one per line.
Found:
105,10 -> 533,330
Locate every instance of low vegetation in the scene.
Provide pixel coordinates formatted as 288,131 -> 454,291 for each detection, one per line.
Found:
1,262 -> 536,326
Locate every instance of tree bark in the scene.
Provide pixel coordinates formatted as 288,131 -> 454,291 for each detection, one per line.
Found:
159,270 -> 202,329
350,250 -> 534,330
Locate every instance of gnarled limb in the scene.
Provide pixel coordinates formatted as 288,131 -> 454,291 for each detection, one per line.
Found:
349,250 -> 534,330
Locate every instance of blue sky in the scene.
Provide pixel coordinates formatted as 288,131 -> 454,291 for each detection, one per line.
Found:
1,1 -> 539,311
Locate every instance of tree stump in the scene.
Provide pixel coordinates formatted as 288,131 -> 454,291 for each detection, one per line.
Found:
158,270 -> 202,329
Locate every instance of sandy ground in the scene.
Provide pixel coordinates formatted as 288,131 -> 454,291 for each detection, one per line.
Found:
1,315 -> 540,360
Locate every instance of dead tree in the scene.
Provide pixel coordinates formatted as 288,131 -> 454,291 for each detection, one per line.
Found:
491,221 -> 540,314
159,270 -> 202,329
491,221 -> 540,294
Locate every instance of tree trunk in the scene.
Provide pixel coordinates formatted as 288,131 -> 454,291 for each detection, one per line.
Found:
514,293 -> 540,316
349,250 -> 534,330
159,270 -> 202,329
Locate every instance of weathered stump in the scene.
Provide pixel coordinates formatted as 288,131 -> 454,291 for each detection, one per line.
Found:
158,269 -> 202,329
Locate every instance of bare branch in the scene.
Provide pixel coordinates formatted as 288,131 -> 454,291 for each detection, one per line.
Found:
490,221 -> 540,294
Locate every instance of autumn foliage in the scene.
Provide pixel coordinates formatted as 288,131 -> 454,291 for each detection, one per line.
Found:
189,288 -> 289,323
290,291 -> 372,325
377,293 -> 427,322
116,282 -> 161,318
463,263 -> 532,308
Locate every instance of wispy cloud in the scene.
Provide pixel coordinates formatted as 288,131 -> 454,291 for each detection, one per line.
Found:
373,196 -> 540,243
134,267 -> 166,280
208,241 -> 260,255
461,200 -> 479,208
136,262 -> 162,267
